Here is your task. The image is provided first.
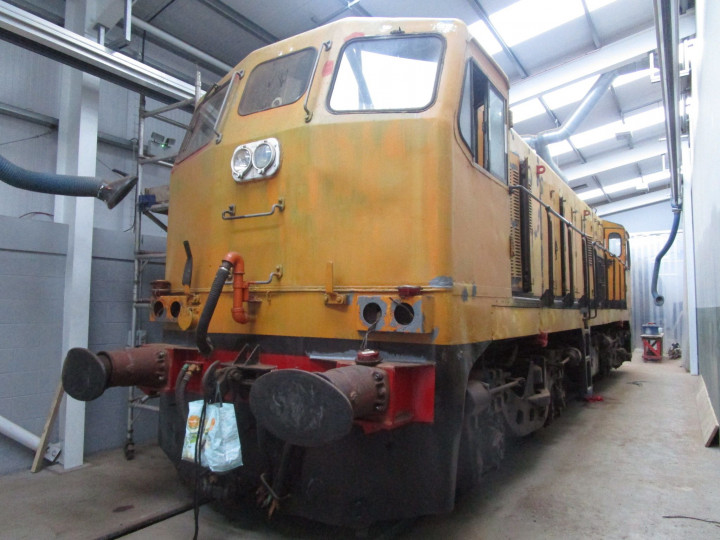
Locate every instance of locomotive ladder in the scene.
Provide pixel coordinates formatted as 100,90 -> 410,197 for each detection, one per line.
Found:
124,73 -> 203,459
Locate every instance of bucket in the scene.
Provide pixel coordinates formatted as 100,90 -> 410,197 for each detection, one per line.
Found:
642,322 -> 660,335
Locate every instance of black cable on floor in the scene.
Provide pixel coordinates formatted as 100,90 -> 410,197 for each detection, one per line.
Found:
93,502 -> 198,540
193,400 -> 208,540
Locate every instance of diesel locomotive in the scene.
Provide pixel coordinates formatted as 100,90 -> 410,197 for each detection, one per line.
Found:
62,17 -> 631,527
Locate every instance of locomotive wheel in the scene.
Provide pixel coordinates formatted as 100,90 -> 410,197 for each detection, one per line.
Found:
457,412 -> 484,494
456,386 -> 505,494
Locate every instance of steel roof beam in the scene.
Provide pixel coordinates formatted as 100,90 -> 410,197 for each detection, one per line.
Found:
198,0 -> 278,44
0,2 -> 196,103
509,12 -> 696,106
131,16 -> 232,74
564,139 -> 667,182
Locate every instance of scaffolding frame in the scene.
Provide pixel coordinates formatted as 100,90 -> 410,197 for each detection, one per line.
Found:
124,74 -> 202,459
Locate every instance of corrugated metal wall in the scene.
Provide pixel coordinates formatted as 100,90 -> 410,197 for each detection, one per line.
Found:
629,231 -> 686,359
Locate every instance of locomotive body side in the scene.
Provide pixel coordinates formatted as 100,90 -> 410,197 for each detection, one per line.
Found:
61,17 -> 631,528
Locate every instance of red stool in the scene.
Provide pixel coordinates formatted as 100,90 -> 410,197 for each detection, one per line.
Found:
642,333 -> 664,361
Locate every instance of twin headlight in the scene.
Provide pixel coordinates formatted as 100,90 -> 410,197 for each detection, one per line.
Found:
230,138 -> 281,181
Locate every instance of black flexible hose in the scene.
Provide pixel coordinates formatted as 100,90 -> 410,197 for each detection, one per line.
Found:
0,154 -> 137,209
651,209 -> 681,306
175,365 -> 190,421
196,260 -> 233,355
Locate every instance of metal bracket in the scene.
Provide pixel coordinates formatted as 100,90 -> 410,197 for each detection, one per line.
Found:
324,261 -> 347,304
251,265 -> 284,285
222,198 -> 285,220
44,442 -> 62,463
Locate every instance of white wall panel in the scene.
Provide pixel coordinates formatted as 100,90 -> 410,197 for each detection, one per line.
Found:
690,0 -> 720,418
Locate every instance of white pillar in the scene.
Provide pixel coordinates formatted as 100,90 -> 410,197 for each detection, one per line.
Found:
54,0 -> 100,470
682,144 -> 698,375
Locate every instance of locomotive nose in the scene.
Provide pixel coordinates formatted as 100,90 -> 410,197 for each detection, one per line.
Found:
249,365 -> 388,447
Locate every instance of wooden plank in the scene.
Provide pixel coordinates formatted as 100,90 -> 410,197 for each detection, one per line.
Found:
31,382 -> 64,473
696,377 -> 719,448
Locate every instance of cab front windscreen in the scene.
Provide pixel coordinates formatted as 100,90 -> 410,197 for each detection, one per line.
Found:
328,35 -> 444,113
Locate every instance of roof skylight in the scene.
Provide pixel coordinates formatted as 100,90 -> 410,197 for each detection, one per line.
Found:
486,0 -> 619,49
469,0 -> 619,58
577,169 -> 671,201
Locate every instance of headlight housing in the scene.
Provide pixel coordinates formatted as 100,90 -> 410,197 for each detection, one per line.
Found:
230,147 -> 252,179
252,143 -> 275,172
230,138 -> 281,181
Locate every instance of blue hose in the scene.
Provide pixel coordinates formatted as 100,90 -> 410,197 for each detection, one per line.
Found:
0,153 -> 136,209
651,209 -> 681,306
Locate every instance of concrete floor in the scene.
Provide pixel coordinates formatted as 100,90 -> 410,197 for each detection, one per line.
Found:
2,352 -> 719,539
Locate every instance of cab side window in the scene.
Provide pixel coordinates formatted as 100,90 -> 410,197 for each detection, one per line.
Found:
458,61 -> 507,183
608,232 -> 622,257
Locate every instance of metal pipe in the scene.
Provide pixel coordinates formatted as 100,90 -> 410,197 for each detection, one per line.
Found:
651,210 -> 681,306
141,97 -> 196,118
0,3 -> 195,103
526,70 -> 617,148
650,0 -> 683,306
536,144 -> 569,184
524,71 -> 616,187
489,378 -> 524,395
0,153 -> 137,209
123,0 -> 132,44
653,0 -> 682,209
0,414 -> 39,452
523,71 -> 617,185
131,17 -> 232,74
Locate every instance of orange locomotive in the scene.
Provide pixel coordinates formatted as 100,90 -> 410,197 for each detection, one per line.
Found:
62,17 -> 631,527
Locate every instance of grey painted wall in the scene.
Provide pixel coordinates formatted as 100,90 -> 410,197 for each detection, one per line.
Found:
0,216 -> 165,474
0,217 -> 65,473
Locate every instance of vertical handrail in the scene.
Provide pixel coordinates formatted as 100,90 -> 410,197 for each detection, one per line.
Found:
212,70 -> 242,143
303,41 -> 332,122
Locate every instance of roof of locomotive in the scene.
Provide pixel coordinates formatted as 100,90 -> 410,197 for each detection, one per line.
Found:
216,17 -> 509,90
